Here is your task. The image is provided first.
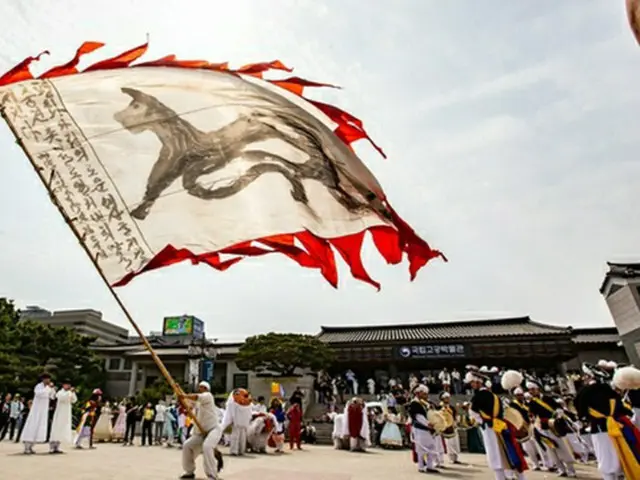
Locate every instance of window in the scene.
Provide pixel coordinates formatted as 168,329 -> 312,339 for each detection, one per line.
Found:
233,373 -> 249,389
107,358 -> 121,371
123,358 -> 133,371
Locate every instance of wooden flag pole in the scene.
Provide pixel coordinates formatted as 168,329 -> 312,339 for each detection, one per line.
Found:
0,107 -> 208,435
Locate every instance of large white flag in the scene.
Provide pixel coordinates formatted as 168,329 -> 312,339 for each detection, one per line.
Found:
0,42 -> 444,288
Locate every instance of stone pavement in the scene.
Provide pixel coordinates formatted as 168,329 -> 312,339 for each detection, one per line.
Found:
0,442 -> 602,480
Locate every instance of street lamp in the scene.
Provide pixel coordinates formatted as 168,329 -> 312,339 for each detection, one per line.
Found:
187,338 -> 217,392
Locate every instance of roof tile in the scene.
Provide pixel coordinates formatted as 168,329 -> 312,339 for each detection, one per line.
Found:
318,317 -> 570,344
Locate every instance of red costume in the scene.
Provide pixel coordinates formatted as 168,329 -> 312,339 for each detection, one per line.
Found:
287,403 -> 302,449
347,402 -> 363,439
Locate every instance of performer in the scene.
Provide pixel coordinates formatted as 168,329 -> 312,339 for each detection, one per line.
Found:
557,397 -> 590,464
48,379 -> 77,454
408,385 -> 439,473
468,367 -> 528,480
433,411 -> 446,469
341,397 -> 370,452
74,389 -> 101,449
576,363 -> 640,480
287,400 -> 303,450
439,391 -> 462,464
222,388 -> 253,456
379,407 -> 403,448
179,381 -> 223,480
330,412 -> 348,450
509,387 -> 545,471
112,400 -> 127,443
93,400 -> 114,442
21,373 -> 55,454
268,398 -> 286,453
527,380 -> 577,477
246,412 -> 275,453
460,401 -> 485,453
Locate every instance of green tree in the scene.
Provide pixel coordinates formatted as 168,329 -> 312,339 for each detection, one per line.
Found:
0,297 -> 105,397
0,299 -> 21,390
236,332 -> 334,377
136,378 -> 173,406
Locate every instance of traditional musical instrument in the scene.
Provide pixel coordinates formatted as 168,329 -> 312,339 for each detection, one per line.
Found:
440,408 -> 457,438
504,406 -> 531,443
427,409 -> 447,433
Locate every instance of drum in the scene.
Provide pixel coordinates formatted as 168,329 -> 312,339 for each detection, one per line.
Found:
427,409 -> 446,433
504,407 -> 531,443
440,409 -> 456,438
503,407 -> 524,430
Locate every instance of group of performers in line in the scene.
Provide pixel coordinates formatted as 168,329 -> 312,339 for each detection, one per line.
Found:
404,361 -> 640,479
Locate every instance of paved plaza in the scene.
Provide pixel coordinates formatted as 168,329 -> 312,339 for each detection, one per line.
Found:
0,442 -> 602,480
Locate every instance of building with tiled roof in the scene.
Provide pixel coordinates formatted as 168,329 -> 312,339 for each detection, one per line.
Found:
32,305 -> 623,398
317,316 -> 626,376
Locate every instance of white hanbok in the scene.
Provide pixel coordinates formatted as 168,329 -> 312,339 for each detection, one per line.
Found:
49,389 -> 77,447
221,395 -> 252,455
411,415 -> 437,471
21,382 -> 54,446
380,413 -> 403,447
341,401 -> 370,451
470,409 -> 526,480
591,431 -> 622,477
331,413 -> 348,449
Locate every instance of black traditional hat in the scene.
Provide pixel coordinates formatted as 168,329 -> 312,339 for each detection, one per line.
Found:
582,362 -> 611,381
464,365 -> 489,383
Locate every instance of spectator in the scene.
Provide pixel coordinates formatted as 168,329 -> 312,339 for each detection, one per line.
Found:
141,402 -> 155,446
439,368 -> 451,393
154,400 -> 166,445
452,368 -> 462,394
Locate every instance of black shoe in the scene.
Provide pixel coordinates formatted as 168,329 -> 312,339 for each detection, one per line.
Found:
180,474 -> 196,479
425,468 -> 440,473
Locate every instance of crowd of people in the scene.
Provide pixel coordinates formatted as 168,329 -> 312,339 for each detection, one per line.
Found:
313,367 -> 586,412
0,376 -> 320,480
316,362 -> 640,479
4,361 -> 640,479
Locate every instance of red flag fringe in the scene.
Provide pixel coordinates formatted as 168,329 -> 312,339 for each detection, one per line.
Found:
0,41 -> 446,288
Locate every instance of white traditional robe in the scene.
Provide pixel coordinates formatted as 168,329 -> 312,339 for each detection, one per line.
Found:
341,401 -> 370,451
247,413 -> 275,453
470,410 -> 526,480
434,433 -> 445,466
332,413 -> 348,449
444,431 -> 461,462
411,415 -> 437,471
49,389 -> 77,445
221,395 -> 252,455
21,382 -> 54,444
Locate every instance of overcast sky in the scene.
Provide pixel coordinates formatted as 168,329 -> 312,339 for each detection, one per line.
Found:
0,0 -> 638,340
